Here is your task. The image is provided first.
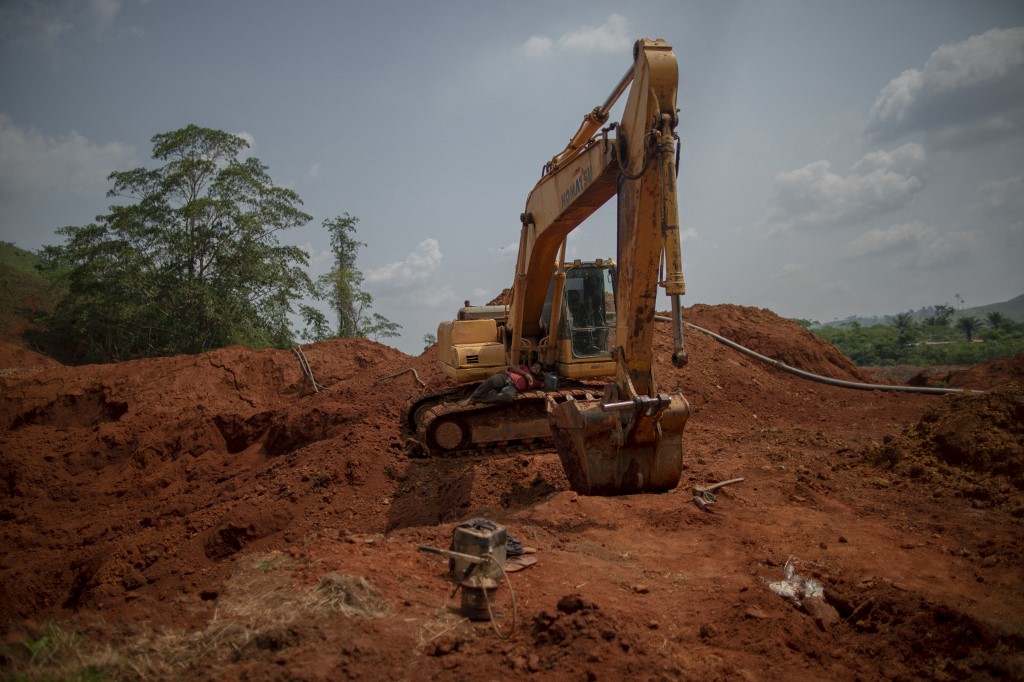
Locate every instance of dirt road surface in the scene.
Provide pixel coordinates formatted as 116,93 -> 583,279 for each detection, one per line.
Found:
2,304 -> 1021,680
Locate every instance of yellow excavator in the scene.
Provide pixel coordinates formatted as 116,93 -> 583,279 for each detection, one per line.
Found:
409,38 -> 690,495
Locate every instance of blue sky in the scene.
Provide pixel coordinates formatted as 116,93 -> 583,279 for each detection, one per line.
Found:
1,1 -> 1022,354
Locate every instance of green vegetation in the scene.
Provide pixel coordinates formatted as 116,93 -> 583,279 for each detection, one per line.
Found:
0,621 -> 113,681
299,213 -> 399,342
0,242 -> 60,335
37,125 -> 313,363
15,125 -> 395,364
812,305 -> 1024,366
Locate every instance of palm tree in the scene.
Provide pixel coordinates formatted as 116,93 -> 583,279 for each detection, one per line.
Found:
955,315 -> 981,342
986,311 -> 1008,331
890,312 -> 917,346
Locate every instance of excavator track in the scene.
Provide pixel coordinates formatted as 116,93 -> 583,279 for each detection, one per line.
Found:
408,385 -> 603,458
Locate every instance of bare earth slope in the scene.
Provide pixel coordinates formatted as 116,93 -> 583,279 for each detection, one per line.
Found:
1,305 -> 1022,680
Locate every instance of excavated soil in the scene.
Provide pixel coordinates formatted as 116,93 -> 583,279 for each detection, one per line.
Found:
2,304 -> 1023,680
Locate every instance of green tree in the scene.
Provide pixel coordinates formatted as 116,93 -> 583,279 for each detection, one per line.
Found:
38,125 -> 313,363
890,311 -> 917,347
423,332 -> 437,351
986,311 -> 1012,332
303,213 -> 400,341
362,313 -> 402,341
955,315 -> 981,342
312,214 -> 369,338
922,303 -> 953,328
935,304 -> 955,324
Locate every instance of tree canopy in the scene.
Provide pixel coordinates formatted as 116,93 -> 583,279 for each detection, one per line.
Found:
38,125 -> 313,363
300,214 -> 400,342
955,315 -> 981,342
814,304 -> 1024,366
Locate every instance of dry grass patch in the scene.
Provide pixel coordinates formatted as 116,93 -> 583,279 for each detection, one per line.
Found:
0,551 -> 388,681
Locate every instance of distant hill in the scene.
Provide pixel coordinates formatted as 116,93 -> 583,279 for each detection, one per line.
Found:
0,241 -> 58,340
966,294 -> 1024,322
819,294 -> 1024,329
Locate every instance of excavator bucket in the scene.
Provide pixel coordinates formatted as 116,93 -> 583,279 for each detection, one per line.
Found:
547,392 -> 690,495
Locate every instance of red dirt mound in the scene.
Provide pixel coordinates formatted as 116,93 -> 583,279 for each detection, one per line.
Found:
865,383 -> 1024,514
0,340 -> 61,378
2,305 -> 1022,680
948,352 -> 1024,389
865,355 -> 1024,390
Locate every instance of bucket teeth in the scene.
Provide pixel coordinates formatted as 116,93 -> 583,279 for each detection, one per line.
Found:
547,394 -> 689,495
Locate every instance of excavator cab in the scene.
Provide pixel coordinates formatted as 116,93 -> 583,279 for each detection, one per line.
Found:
540,261 -> 618,379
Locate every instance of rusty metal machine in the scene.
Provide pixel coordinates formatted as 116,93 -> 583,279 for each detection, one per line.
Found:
409,38 -> 690,495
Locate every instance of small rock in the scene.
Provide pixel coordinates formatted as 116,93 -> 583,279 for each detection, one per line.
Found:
429,636 -> 459,656
632,584 -> 650,594
744,605 -> 768,620
803,596 -> 840,631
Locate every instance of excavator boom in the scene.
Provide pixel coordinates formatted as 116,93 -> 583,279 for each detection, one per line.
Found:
420,39 -> 690,495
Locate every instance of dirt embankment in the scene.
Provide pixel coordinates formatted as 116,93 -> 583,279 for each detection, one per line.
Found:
1,304 -> 1022,680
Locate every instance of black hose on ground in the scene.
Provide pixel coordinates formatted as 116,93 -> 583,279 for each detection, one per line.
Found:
653,315 -> 983,396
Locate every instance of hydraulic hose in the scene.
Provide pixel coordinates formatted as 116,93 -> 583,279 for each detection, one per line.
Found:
653,316 -> 982,396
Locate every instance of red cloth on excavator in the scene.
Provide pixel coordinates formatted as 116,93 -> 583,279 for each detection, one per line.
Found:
506,365 -> 542,391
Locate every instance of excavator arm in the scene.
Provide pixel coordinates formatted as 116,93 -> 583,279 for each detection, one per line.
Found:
514,39 -> 691,494
423,39 -> 690,495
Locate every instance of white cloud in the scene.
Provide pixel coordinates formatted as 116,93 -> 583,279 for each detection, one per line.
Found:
298,243 -> 333,276
0,0 -> 140,57
488,239 -> 520,259
846,221 -> 932,258
306,163 -> 321,179
305,239 -> 456,348
680,227 -> 698,242
767,144 -> 927,232
365,238 -> 444,288
974,174 -> 1024,240
0,2 -> 72,55
521,35 -> 553,58
90,0 -> 121,35
234,130 -> 257,153
472,287 -> 496,303
845,220 -> 976,268
0,114 -> 135,196
976,174 -> 1024,210
772,262 -> 810,280
866,27 -> 1024,147
912,230 -> 977,269
521,14 -> 632,58
559,14 -> 631,53
850,143 -> 927,176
